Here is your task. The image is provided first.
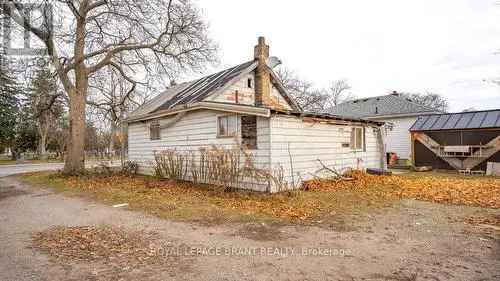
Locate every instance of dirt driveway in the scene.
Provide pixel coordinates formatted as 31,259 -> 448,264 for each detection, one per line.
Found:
1,177 -> 499,281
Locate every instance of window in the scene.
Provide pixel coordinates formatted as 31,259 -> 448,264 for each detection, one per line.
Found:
150,121 -> 161,140
350,127 -> 365,151
241,115 -> 257,149
247,78 -> 252,88
217,115 -> 237,137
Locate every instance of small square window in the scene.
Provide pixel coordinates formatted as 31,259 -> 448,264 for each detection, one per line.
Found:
150,121 -> 161,140
247,78 -> 252,88
217,115 -> 237,137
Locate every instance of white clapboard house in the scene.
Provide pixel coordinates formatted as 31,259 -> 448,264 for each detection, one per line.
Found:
331,93 -> 442,162
125,37 -> 385,192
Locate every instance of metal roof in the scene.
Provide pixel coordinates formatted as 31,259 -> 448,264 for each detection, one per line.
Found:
410,109 -> 500,131
156,60 -> 256,111
127,59 -> 301,120
330,93 -> 441,118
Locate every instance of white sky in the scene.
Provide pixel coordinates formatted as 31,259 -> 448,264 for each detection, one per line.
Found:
192,0 -> 500,112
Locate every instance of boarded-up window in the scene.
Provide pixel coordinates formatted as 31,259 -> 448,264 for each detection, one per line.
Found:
241,115 -> 257,149
217,115 -> 237,137
150,121 -> 161,140
350,127 -> 365,150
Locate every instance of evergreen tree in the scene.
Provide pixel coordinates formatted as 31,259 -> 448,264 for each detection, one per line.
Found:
0,65 -> 20,154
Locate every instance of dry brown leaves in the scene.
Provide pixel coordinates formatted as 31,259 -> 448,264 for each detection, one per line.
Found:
463,215 -> 500,227
304,171 -> 500,209
32,225 -> 166,265
44,171 -> 499,223
58,175 -> 315,221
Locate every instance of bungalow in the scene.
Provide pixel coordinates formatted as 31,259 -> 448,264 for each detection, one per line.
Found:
330,93 -> 442,163
125,37 -> 386,192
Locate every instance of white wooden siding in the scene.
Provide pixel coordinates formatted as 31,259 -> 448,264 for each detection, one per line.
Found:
268,115 -> 383,192
128,110 -> 383,193
208,73 -> 255,105
380,116 -> 416,159
128,109 -> 271,191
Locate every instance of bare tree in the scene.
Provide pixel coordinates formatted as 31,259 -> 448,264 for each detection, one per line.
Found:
399,92 -> 449,112
327,79 -> 355,106
87,65 -> 147,160
1,0 -> 217,173
276,67 -> 353,112
275,67 -> 323,111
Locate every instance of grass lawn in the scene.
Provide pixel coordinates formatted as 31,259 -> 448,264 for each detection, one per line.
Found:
18,170 -> 500,226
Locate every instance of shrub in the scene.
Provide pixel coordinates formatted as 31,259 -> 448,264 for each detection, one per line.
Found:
121,161 -> 139,176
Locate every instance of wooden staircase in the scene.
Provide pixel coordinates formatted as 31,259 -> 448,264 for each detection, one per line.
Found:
463,135 -> 500,169
414,133 -> 500,170
413,133 -> 462,170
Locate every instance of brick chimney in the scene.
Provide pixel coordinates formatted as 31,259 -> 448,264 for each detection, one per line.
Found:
254,36 -> 271,107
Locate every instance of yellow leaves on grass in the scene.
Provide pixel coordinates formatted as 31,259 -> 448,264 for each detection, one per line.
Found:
304,171 -> 500,209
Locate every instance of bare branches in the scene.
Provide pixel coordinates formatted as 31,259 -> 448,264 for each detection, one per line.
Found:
275,67 -> 354,112
397,91 -> 449,112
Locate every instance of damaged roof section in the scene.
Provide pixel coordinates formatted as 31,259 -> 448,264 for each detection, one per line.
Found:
272,109 -> 385,126
410,109 -> 500,131
156,60 -> 256,111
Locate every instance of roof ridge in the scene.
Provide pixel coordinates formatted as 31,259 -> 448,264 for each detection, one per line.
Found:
390,94 -> 443,112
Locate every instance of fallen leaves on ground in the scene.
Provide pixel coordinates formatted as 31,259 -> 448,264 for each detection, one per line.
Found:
463,215 -> 500,227
32,225 -> 167,265
304,170 -> 500,209
22,171 -> 500,224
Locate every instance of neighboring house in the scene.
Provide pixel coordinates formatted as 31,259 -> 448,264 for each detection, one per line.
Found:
125,37 -> 385,192
410,109 -> 500,171
330,93 -> 441,161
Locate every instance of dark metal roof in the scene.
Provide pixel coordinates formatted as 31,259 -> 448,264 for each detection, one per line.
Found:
156,61 -> 256,111
410,109 -> 500,131
330,93 -> 441,118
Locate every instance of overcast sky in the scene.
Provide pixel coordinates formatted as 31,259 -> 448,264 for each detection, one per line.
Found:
190,0 -> 500,112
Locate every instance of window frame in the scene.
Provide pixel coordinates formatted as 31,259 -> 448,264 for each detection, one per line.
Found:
150,120 -> 161,140
350,127 -> 365,151
217,114 -> 238,138
241,115 -> 258,150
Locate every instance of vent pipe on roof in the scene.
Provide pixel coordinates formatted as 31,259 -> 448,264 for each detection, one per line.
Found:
391,91 -> 400,96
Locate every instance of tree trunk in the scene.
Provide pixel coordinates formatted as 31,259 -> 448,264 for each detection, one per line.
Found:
64,87 -> 87,174
38,123 -> 48,160
63,14 -> 88,174
39,134 -> 47,160
109,121 -> 116,157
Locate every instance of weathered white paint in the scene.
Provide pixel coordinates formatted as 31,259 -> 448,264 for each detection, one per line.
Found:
270,83 -> 292,110
268,115 -> 383,192
129,110 -> 384,192
377,116 -> 417,159
128,109 -> 271,191
207,70 -> 292,110
208,73 -> 256,105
